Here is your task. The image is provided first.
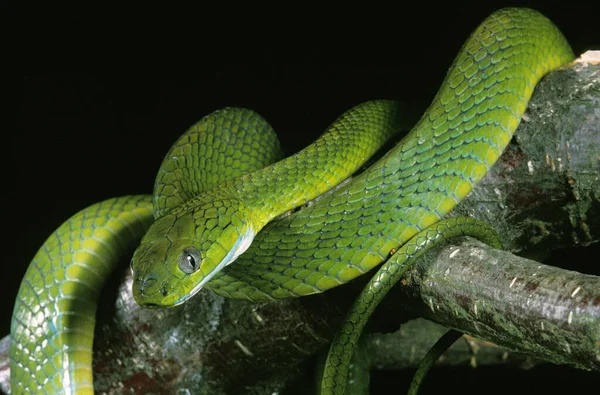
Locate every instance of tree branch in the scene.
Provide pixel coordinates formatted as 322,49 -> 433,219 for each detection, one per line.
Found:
385,237 -> 600,371
366,318 -> 543,371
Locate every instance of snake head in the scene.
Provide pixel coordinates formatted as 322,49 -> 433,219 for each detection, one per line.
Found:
131,195 -> 256,307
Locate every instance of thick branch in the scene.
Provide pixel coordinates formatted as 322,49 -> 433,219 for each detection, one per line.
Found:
0,57 -> 598,395
383,237 -> 600,371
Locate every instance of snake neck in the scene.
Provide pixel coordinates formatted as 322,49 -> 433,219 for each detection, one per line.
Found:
215,100 -> 405,228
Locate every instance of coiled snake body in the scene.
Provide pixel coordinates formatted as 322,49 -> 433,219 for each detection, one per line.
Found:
10,8 -> 574,394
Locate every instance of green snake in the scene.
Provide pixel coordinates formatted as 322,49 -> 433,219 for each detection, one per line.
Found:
10,8 -> 574,394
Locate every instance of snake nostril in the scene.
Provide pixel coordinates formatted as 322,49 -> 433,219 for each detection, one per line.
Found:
140,277 -> 157,295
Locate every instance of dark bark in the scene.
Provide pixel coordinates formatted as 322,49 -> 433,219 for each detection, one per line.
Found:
0,57 -> 598,395
453,56 -> 600,255
387,237 -> 600,371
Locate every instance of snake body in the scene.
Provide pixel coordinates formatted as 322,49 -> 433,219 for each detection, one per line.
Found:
131,100 -> 403,306
10,8 -> 574,394
10,197 -> 155,394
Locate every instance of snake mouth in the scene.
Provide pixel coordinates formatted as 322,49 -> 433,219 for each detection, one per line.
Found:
132,275 -> 171,307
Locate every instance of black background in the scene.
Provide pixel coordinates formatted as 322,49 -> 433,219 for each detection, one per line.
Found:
8,1 -> 600,393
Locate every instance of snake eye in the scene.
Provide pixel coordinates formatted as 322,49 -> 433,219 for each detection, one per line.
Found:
178,247 -> 201,274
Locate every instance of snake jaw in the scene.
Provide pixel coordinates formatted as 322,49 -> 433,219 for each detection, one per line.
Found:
229,227 -> 255,264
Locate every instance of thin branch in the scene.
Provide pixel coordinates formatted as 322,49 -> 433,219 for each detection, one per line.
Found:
366,318 -> 542,370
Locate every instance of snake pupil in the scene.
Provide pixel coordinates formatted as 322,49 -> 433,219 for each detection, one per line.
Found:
187,254 -> 196,268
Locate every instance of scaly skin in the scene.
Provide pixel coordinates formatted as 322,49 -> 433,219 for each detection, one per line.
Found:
320,216 -> 503,394
131,100 -> 403,306
10,7 -> 574,394
196,7 -> 575,301
151,107 -> 285,218
10,196 -> 154,394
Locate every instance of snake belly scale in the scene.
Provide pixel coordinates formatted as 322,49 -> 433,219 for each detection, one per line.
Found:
10,7 -> 574,394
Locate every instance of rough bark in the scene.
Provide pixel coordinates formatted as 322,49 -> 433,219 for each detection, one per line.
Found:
0,55 -> 598,395
452,56 -> 600,255
386,237 -> 600,371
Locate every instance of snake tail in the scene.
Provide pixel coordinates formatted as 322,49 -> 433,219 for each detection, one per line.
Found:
407,329 -> 464,395
318,7 -> 574,393
10,196 -> 154,394
320,217 -> 502,394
